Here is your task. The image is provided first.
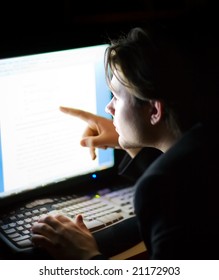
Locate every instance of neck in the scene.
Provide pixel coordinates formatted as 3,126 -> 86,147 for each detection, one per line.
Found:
154,124 -> 181,153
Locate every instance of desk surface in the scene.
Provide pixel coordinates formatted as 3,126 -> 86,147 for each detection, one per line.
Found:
110,241 -> 147,260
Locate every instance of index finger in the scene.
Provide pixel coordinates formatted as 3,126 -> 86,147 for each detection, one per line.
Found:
59,106 -> 97,123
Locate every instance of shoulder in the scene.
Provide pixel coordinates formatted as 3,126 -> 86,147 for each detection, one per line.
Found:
139,123 -> 207,178
134,123 -> 210,209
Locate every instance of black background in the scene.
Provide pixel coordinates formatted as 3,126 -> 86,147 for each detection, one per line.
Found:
1,0 -> 218,56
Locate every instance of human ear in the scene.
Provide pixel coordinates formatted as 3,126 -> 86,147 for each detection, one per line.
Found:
149,100 -> 163,125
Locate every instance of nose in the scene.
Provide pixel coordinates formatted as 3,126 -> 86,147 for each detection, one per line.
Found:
105,98 -> 115,117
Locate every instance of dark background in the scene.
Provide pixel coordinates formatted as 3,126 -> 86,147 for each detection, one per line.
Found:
0,0 -> 218,56
0,0 -> 218,260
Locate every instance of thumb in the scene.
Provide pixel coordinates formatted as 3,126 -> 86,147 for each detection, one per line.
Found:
80,137 -> 99,147
75,214 -> 89,232
80,136 -> 108,148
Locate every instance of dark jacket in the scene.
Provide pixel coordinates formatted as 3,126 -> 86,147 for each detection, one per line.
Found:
93,122 -> 219,259
134,123 -> 219,259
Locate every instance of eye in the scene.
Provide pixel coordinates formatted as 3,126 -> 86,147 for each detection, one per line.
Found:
113,95 -> 117,101
111,92 -> 118,101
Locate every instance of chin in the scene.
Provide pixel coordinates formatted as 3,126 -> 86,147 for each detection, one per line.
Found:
119,138 -> 137,150
118,138 -> 127,150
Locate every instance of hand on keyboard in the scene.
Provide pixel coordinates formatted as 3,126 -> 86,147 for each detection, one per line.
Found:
31,213 -> 102,260
0,185 -> 135,252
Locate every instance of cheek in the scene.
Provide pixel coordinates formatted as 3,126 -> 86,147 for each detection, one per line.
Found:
114,102 -> 127,125
124,108 -> 148,138
115,105 -> 137,134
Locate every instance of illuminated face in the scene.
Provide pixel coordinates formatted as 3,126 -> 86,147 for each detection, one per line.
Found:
105,71 -> 152,150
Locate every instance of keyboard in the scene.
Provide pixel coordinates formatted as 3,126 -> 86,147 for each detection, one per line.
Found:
0,185 -> 136,252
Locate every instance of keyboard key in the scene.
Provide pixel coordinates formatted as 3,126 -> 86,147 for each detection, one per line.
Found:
13,235 -> 29,242
16,239 -> 33,248
0,185 -> 136,252
84,220 -> 105,232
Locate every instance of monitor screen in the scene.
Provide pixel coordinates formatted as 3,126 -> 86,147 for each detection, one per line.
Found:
0,44 -> 114,199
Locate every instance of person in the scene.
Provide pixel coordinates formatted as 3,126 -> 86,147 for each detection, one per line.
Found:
31,26 -> 219,260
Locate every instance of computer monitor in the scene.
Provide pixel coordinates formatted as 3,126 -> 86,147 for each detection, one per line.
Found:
0,43 -> 114,204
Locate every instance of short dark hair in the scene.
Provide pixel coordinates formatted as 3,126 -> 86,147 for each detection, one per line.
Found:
104,26 -> 215,133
